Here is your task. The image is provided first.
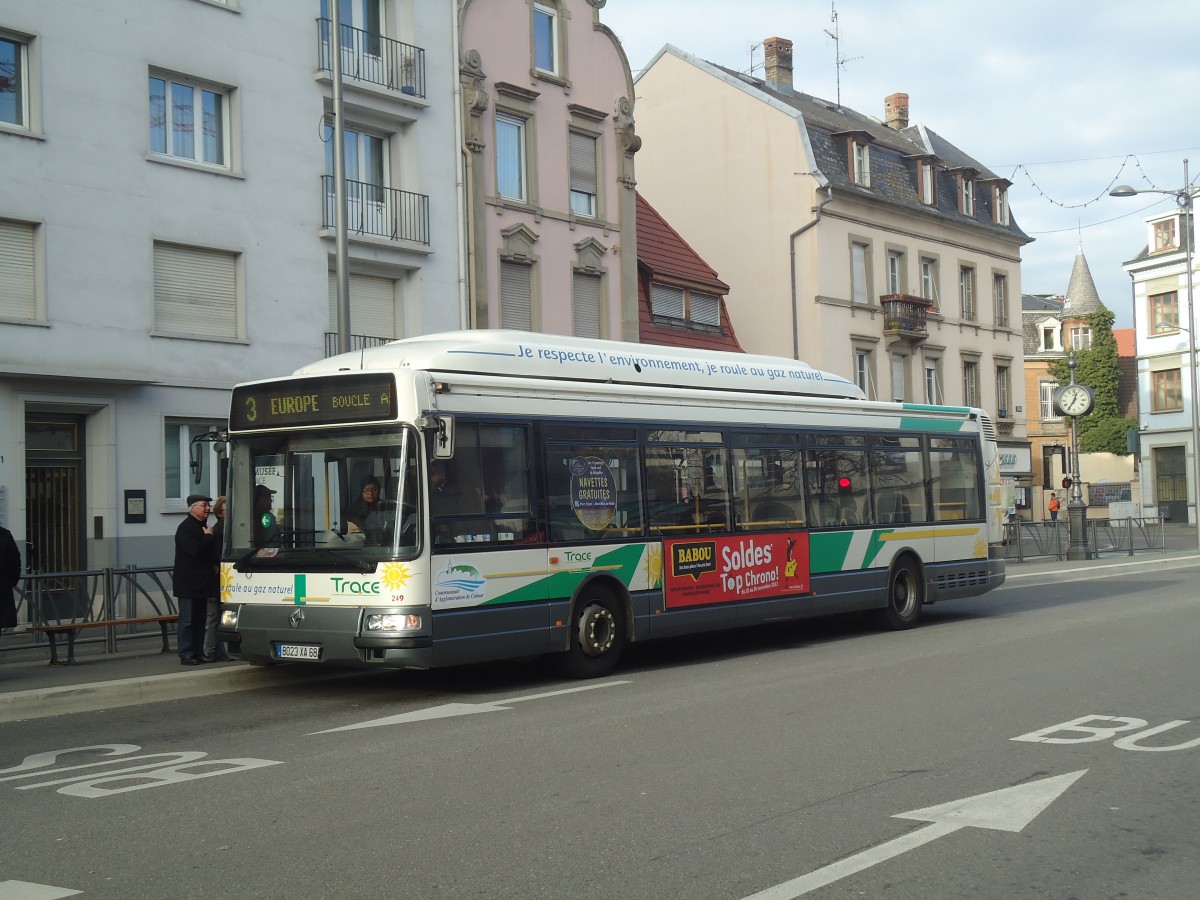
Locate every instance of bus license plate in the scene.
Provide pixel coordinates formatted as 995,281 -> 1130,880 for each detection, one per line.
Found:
277,643 -> 321,661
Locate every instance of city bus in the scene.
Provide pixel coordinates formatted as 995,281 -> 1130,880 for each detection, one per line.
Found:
217,330 -> 1004,676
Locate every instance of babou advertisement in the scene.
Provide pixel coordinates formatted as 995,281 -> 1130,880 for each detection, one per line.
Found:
664,533 -> 810,607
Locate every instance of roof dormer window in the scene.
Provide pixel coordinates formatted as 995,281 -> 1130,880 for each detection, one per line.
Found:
836,130 -> 874,189
918,158 -> 936,205
958,173 -> 975,216
1153,218 -> 1177,252
852,140 -> 870,187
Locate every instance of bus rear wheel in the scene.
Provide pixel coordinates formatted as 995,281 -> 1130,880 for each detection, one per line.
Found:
876,558 -> 923,630
558,589 -> 626,678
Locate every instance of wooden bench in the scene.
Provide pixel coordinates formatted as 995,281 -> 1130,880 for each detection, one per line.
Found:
28,615 -> 178,666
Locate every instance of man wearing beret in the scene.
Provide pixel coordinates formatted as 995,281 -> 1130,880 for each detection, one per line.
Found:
173,494 -> 215,665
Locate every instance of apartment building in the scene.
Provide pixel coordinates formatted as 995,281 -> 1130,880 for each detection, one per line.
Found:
1,1 -> 461,568
632,38 -> 1032,489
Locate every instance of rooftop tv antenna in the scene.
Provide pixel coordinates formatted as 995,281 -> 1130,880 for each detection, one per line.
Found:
824,2 -> 861,108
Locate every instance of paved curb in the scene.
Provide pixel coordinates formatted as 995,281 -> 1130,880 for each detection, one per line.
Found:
0,664 -> 323,724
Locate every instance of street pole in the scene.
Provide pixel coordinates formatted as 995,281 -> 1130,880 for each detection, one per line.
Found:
1065,353 -> 1091,560
1110,160 -> 1200,555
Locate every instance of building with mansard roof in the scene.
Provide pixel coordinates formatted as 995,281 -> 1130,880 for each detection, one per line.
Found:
632,36 -> 1032,493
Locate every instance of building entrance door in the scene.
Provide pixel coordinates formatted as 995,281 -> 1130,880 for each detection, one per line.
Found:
1153,445 -> 1188,523
25,413 -> 87,574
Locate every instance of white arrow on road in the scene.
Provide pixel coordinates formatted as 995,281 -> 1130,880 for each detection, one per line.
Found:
308,680 -> 630,734
743,770 -> 1088,900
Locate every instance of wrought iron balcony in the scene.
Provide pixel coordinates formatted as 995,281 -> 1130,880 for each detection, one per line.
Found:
317,18 -> 426,98
322,176 -> 430,244
324,332 -> 394,358
880,293 -> 932,340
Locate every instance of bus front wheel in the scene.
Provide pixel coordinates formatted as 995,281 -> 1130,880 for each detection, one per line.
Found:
559,590 -> 626,678
877,558 -> 924,630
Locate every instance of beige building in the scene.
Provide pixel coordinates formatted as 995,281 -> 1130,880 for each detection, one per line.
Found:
632,39 -> 1031,470
458,0 -> 640,340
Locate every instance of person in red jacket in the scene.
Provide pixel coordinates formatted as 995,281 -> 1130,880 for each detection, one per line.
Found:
1048,492 -> 1061,522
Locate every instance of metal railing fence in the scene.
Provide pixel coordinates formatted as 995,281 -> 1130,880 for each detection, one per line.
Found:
2,565 -> 176,655
1003,517 -> 1166,563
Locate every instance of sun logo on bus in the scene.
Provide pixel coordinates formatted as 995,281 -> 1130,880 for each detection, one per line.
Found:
644,544 -> 664,589
974,537 -> 987,559
219,564 -> 235,603
380,563 -> 412,591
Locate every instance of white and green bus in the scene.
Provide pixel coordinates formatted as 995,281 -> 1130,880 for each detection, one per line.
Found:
217,331 -> 1004,676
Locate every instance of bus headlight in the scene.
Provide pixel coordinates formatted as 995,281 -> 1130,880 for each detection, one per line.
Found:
220,608 -> 239,628
364,613 -> 422,632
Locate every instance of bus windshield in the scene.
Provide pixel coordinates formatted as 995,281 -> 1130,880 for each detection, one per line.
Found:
226,426 -> 420,570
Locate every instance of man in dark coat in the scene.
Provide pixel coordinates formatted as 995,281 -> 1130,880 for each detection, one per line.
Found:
0,523 -> 21,630
173,494 -> 215,665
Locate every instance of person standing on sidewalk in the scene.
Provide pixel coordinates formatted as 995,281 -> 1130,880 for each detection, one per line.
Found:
0,523 -> 21,631
173,495 -> 215,666
202,496 -> 231,662
1048,492 -> 1061,523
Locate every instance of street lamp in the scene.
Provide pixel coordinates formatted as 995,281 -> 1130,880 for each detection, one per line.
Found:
1111,160 -> 1200,555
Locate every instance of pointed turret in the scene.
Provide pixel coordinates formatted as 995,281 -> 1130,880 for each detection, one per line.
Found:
1061,247 -> 1105,318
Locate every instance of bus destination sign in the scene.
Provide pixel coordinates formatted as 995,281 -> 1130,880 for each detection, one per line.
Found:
231,373 -> 396,430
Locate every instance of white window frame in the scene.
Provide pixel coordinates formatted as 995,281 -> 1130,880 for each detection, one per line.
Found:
920,256 -> 939,308
164,419 -> 226,508
650,283 -> 721,329
1039,382 -> 1056,420
149,71 -> 231,168
533,2 -> 559,75
0,31 -> 30,131
993,273 -> 1008,327
852,140 -> 871,187
495,113 -> 528,203
854,347 -> 876,400
923,358 -> 941,404
993,185 -> 1009,225
959,175 -> 975,216
1070,326 -> 1091,351
996,365 -> 1010,417
919,160 -> 935,205
886,250 -> 903,294
959,266 -> 976,321
568,130 -> 598,218
962,360 -> 979,407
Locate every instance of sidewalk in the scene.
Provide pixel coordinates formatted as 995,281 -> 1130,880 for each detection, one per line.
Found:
3,538 -> 1197,723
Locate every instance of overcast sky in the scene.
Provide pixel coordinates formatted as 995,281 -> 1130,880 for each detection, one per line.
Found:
600,0 -> 1200,330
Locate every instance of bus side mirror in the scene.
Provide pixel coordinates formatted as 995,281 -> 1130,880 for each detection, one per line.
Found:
417,413 -> 454,459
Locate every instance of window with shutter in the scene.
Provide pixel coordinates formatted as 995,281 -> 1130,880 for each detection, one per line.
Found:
572,272 -> 601,338
0,219 -> 36,319
569,131 -> 597,217
690,292 -> 719,326
153,243 -> 238,338
650,284 -> 685,320
500,260 -> 533,330
327,272 -> 396,340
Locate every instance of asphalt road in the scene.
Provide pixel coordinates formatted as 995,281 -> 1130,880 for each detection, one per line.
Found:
2,559 -> 1198,899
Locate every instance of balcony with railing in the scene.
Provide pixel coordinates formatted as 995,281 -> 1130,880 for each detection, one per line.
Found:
317,18 -> 426,98
880,293 -> 932,342
324,332 -> 393,358
322,175 -> 430,245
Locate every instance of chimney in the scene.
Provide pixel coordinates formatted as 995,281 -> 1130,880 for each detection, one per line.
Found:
763,36 -> 793,93
884,92 -> 909,129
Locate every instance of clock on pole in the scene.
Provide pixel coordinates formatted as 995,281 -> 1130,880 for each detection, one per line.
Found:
1053,383 -> 1094,417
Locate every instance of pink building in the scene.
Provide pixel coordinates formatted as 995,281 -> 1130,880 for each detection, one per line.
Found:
459,0 -> 640,339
